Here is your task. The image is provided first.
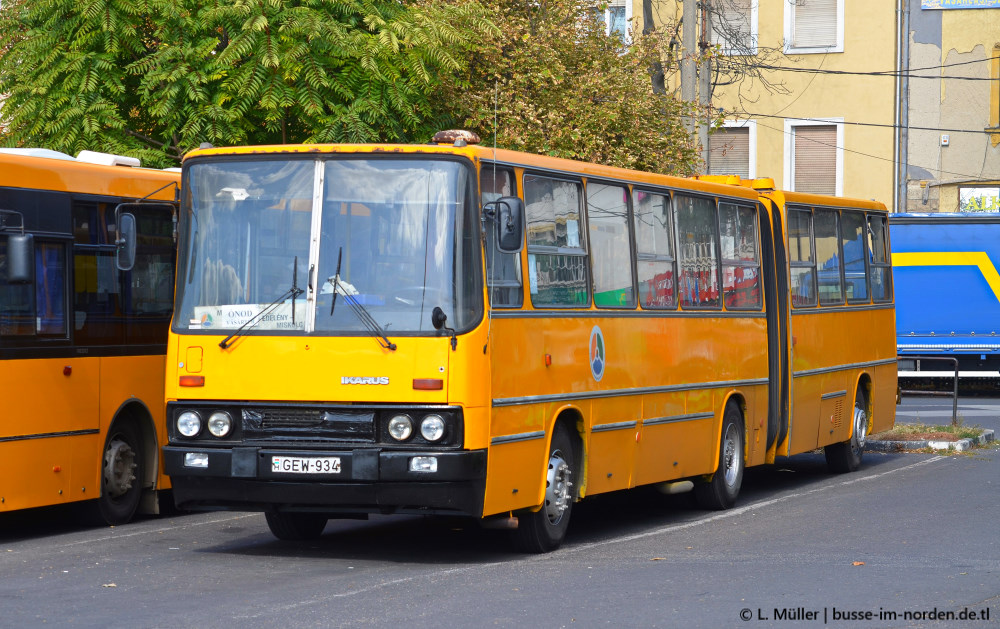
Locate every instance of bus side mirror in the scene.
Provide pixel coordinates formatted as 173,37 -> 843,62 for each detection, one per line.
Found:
484,196 -> 524,254
6,233 -> 34,284
116,212 -> 137,272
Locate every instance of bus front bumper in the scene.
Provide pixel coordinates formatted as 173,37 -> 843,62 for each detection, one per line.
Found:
163,445 -> 487,518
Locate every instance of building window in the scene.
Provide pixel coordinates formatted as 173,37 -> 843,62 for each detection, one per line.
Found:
596,0 -> 631,40
784,119 -> 843,196
784,0 -> 842,54
708,121 -> 756,179
710,0 -> 758,55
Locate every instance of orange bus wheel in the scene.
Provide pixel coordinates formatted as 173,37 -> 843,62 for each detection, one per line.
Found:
694,402 -> 745,510
825,390 -> 868,473
511,423 -> 577,553
98,422 -> 144,525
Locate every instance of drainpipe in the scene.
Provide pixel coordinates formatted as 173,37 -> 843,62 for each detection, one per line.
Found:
898,0 -> 911,213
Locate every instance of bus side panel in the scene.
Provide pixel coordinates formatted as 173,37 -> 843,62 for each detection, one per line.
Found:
0,358 -> 101,511
0,435 -> 101,511
787,307 -> 896,455
0,357 -> 101,438
482,405 -> 549,516
632,391 -> 686,487
872,361 -> 897,435
586,397 -> 640,494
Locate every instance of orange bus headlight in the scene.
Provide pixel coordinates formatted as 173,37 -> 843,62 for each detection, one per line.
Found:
207,411 -> 233,438
387,414 -> 413,441
419,415 -> 446,442
177,411 -> 202,438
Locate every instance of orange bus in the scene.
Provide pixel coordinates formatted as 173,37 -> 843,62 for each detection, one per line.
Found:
162,133 -> 895,551
0,149 -> 179,525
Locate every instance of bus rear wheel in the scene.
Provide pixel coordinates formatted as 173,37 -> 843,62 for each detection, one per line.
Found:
825,390 -> 868,473
511,423 -> 576,553
265,512 -> 328,541
98,421 -> 144,526
694,402 -> 744,510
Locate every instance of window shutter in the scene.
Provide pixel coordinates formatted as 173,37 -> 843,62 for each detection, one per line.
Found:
711,0 -> 753,49
708,128 -> 750,179
793,125 -> 836,195
792,0 -> 837,48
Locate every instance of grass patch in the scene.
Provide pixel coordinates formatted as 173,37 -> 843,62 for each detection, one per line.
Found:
872,421 -> 984,442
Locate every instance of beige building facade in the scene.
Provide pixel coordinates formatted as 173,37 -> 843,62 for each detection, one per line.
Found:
901,1 -> 1000,213
635,0 -> 1000,213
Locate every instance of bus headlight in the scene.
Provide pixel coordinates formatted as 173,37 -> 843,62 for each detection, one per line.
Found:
177,411 -> 202,438
388,414 -> 413,441
420,414 -> 446,442
207,411 -> 233,438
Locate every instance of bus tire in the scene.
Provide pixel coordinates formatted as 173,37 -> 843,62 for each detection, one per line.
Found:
511,423 -> 576,553
694,402 -> 744,510
98,421 -> 144,526
825,390 -> 868,473
265,512 -> 328,541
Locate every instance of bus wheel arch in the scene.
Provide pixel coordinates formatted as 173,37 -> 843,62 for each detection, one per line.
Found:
98,401 -> 154,525
825,379 -> 870,474
693,397 -> 745,510
511,411 -> 582,553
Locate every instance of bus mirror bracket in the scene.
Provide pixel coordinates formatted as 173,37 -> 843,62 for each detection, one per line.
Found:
483,196 -> 524,254
0,210 -> 34,284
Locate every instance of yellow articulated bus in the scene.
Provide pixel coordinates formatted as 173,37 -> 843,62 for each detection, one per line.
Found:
0,149 -> 179,525
162,132 -> 896,552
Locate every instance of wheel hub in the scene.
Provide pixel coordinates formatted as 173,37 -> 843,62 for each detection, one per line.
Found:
722,424 -> 740,486
853,404 -> 868,450
543,450 -> 572,525
104,439 -> 137,498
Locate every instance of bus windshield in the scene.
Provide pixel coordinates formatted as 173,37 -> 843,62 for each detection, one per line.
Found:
175,156 -> 482,336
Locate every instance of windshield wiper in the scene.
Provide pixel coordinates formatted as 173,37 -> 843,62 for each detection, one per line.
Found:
219,256 -> 304,350
327,247 -> 397,351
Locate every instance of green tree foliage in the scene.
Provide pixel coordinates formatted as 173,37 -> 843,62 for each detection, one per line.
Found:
436,0 -> 700,176
0,0 -> 490,167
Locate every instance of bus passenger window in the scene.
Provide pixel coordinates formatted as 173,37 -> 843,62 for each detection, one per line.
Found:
587,183 -> 635,308
867,215 -> 892,302
523,175 -> 588,307
814,209 -> 844,305
481,167 -> 522,307
675,194 -> 720,308
634,190 -> 675,309
35,243 -> 66,336
841,211 -> 869,303
719,203 -> 761,309
787,209 -> 816,307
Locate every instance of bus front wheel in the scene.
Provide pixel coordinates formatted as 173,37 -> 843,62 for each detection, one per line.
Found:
511,423 -> 577,553
694,403 -> 745,510
825,390 -> 868,473
98,421 -> 144,525
265,512 -> 328,541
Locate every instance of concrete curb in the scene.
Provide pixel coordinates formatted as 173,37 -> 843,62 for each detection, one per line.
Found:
868,428 -> 995,453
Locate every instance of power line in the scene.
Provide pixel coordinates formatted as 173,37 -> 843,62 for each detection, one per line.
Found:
717,54 -> 1000,80
734,111 -> 995,136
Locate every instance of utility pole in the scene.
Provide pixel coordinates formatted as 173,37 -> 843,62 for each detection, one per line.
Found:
681,0 -> 697,136
699,1 -> 712,170
681,0 -> 712,171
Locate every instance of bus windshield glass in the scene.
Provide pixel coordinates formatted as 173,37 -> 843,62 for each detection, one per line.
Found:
175,156 -> 481,336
